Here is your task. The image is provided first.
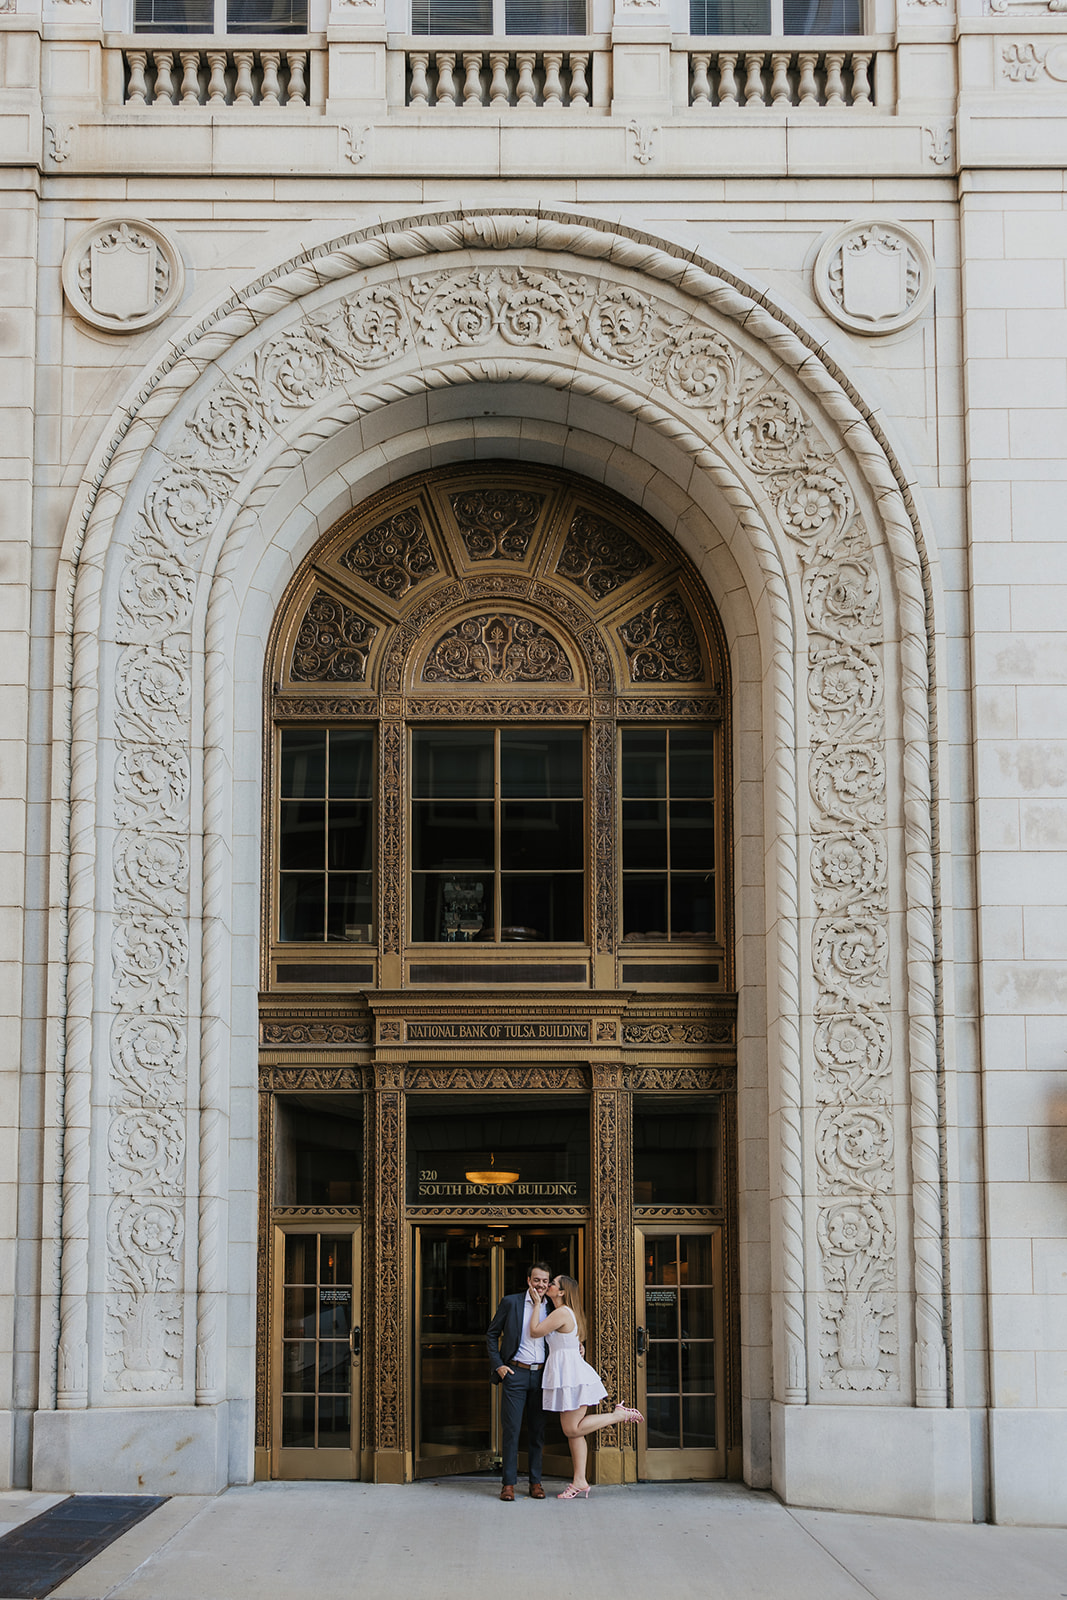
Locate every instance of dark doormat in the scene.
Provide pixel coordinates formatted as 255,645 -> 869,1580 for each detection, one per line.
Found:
0,1495 -> 166,1598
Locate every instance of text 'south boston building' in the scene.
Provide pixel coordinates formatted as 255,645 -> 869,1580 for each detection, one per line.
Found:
1,0 -> 1066,1529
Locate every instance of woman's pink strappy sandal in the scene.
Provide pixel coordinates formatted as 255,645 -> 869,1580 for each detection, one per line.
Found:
557,1484 -> 591,1500
612,1404 -> 644,1423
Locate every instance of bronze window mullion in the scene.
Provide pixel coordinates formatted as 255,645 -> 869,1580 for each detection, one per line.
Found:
495,737 -> 506,929
664,730 -> 672,940
322,734 -> 330,944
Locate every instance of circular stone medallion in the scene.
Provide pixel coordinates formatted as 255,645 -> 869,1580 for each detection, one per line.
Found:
62,217 -> 185,335
813,219 -> 933,337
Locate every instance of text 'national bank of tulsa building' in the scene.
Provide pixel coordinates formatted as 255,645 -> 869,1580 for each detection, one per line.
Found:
2,0 -> 1066,1526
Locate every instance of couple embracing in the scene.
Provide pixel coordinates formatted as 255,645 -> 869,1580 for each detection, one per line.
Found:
486,1261 -> 643,1502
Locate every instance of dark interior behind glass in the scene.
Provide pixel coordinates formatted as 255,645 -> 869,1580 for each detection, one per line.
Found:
275,1095 -> 363,1206
407,1095 -> 589,1204
634,1097 -> 721,1208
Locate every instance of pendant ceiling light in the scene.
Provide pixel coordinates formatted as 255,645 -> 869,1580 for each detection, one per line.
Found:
465,1152 -> 519,1185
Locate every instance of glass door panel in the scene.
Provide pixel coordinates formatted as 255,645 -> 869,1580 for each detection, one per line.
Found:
415,1227 -> 495,1476
634,1226 -> 725,1480
271,1224 -> 361,1480
415,1225 -> 580,1480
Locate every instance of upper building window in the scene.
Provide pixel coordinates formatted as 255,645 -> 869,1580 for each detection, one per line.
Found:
689,0 -> 861,30
134,0 -> 307,31
411,727 -> 585,943
278,728 -> 374,944
621,729 -> 717,943
412,0 -> 587,33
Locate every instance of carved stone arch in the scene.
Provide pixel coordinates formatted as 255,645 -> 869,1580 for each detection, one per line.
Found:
49,206 -> 947,1484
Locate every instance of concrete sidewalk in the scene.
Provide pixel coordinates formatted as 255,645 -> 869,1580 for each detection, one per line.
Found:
1,1479 -> 1064,1600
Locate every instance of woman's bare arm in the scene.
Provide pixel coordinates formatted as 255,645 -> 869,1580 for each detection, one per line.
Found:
528,1299 -> 567,1338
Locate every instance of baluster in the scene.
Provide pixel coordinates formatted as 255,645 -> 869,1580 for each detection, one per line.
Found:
744,51 -> 765,106
436,51 -> 457,108
797,51 -> 818,108
286,51 -> 307,106
516,51 -> 536,107
543,51 -> 563,107
462,51 -> 484,107
261,50 -> 281,107
850,50 -> 872,107
691,51 -> 711,105
717,51 -> 738,106
409,51 -> 430,107
207,50 -> 228,104
153,50 -> 175,106
489,51 -> 510,105
770,52 -> 791,109
568,51 -> 589,108
824,51 -> 844,106
771,52 -> 796,109
126,49 -> 148,107
234,50 -> 255,106
179,50 -> 201,107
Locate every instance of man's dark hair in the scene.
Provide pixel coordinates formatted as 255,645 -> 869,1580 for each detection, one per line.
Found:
527,1261 -> 552,1278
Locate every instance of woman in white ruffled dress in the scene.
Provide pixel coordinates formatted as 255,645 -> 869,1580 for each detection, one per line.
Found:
529,1275 -> 643,1500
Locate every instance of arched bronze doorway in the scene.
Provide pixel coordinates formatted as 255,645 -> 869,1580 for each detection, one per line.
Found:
256,463 -> 740,1484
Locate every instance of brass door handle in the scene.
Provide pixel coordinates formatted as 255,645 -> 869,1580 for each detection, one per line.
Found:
636,1326 -> 646,1358
350,1325 -> 362,1360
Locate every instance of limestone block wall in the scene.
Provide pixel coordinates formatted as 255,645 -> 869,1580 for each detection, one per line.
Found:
962,175 -> 1067,1528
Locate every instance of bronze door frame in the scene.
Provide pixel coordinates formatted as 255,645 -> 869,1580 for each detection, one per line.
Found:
270,1219 -> 362,1481
413,1222 -> 583,1481
634,1223 -> 726,1481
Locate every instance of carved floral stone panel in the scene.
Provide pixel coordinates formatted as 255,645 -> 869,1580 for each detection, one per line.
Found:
617,591 -> 705,682
449,487 -> 544,562
554,508 -> 654,600
421,613 -> 574,683
290,591 -> 378,683
339,507 -> 438,599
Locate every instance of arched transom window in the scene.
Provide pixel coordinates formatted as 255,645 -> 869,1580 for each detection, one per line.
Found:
265,464 -> 730,993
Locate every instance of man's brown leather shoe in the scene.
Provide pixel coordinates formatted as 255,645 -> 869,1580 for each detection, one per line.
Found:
528,1483 -> 546,1499
499,1485 -> 515,1502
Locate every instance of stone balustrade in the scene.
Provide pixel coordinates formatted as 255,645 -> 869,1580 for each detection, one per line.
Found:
685,43 -> 876,109
398,42 -> 601,110
121,42 -> 312,108
113,35 -> 882,114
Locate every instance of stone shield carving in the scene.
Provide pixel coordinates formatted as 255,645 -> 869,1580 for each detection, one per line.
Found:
62,217 -> 186,335
813,220 -> 933,337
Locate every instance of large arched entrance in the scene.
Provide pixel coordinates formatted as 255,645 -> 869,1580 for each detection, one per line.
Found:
37,206 -> 966,1515
258,462 -> 737,1483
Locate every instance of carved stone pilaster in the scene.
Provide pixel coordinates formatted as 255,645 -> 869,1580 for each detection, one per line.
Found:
380,719 -> 402,964
591,719 -> 616,956
369,1070 -> 406,1480
590,1071 -> 634,1482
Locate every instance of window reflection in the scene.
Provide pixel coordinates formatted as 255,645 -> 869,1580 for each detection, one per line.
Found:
134,0 -> 309,27
278,729 -> 374,944
634,1097 -> 721,1209
275,1095 -> 363,1206
411,728 -> 584,943
622,730 -> 716,943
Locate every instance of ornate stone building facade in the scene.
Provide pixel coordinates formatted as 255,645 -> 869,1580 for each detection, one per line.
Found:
1,0 -> 1065,1526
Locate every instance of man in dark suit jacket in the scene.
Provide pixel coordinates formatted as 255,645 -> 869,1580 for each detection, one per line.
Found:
486,1260 -> 552,1501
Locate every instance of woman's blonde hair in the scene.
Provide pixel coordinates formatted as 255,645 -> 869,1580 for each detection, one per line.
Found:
553,1275 -> 587,1343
